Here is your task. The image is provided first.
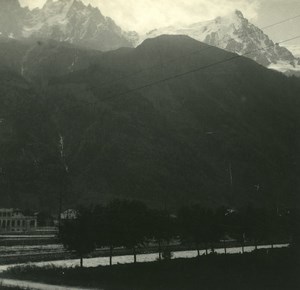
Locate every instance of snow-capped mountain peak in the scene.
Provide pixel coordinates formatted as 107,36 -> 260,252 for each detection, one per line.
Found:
142,10 -> 300,74
0,0 -> 137,51
0,2 -> 298,75
214,9 -> 246,27
24,0 -> 112,44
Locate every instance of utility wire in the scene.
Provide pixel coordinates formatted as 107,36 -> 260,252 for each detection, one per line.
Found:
261,14 -> 300,30
99,34 -> 300,103
93,13 -> 300,91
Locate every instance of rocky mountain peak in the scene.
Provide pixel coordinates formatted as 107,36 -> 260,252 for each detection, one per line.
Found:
41,0 -> 89,22
233,9 -> 244,18
141,10 -> 300,75
215,10 -> 246,26
43,0 -> 85,12
44,0 -> 76,6
0,0 -> 136,51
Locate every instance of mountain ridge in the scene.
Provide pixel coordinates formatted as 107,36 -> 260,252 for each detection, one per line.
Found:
141,10 -> 300,75
0,1 -> 299,75
0,0 -> 138,51
0,35 -> 299,210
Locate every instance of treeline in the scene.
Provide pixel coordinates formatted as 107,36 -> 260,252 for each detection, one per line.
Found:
59,200 -> 300,267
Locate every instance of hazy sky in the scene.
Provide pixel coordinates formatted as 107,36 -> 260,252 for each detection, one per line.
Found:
19,0 -> 300,44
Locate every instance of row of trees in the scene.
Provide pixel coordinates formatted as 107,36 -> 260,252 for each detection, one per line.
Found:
59,200 -> 300,267
60,200 -> 175,266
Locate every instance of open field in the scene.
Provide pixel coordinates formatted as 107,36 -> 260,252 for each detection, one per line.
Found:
1,248 -> 299,290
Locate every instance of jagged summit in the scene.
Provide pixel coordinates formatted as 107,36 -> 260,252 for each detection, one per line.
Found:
215,9 -> 245,25
42,0 -> 82,8
0,0 -> 137,51
42,0 -> 86,12
0,2 -> 299,74
234,10 -> 244,18
141,10 -> 300,74
24,0 -> 136,51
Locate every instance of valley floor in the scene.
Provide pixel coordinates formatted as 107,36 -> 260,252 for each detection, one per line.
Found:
0,243 -> 288,272
0,247 -> 299,290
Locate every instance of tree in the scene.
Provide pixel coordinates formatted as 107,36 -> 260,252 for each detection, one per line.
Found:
242,206 -> 260,250
148,209 -> 176,261
118,200 -> 149,263
288,209 -> 300,251
93,203 -> 109,261
246,208 -> 280,248
225,209 -> 249,253
36,210 -> 54,227
100,200 -> 128,266
178,205 -> 207,257
215,207 -> 227,254
59,207 -> 95,267
205,209 -> 223,254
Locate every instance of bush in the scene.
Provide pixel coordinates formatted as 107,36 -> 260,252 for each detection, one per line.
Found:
162,248 -> 173,260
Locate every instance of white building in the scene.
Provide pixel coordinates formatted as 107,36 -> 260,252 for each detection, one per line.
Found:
0,208 -> 37,232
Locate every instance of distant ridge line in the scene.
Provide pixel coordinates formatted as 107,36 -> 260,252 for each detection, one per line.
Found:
98,34 -> 300,102
93,13 -> 300,93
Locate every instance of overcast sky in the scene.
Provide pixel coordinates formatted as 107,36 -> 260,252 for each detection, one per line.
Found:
19,0 -> 300,45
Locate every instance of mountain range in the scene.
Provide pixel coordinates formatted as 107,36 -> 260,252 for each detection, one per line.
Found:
0,0 -> 137,51
0,35 -> 299,211
0,0 -> 299,211
142,10 -> 300,75
0,1 -> 299,75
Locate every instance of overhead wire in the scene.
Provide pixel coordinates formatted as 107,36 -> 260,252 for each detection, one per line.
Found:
92,13 -> 300,92
98,34 -> 300,103
261,14 -> 300,30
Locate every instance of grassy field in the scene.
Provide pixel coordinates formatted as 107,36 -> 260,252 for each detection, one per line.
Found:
1,248 -> 299,290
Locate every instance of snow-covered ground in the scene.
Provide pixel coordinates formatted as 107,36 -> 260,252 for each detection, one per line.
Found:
0,243 -> 289,273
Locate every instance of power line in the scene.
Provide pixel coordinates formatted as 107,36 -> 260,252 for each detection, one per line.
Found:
99,34 -> 300,103
261,14 -> 300,30
93,13 -> 300,92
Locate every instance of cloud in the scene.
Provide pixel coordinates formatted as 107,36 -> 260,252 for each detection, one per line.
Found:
90,0 -> 260,33
19,0 -> 45,9
20,0 -> 260,33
